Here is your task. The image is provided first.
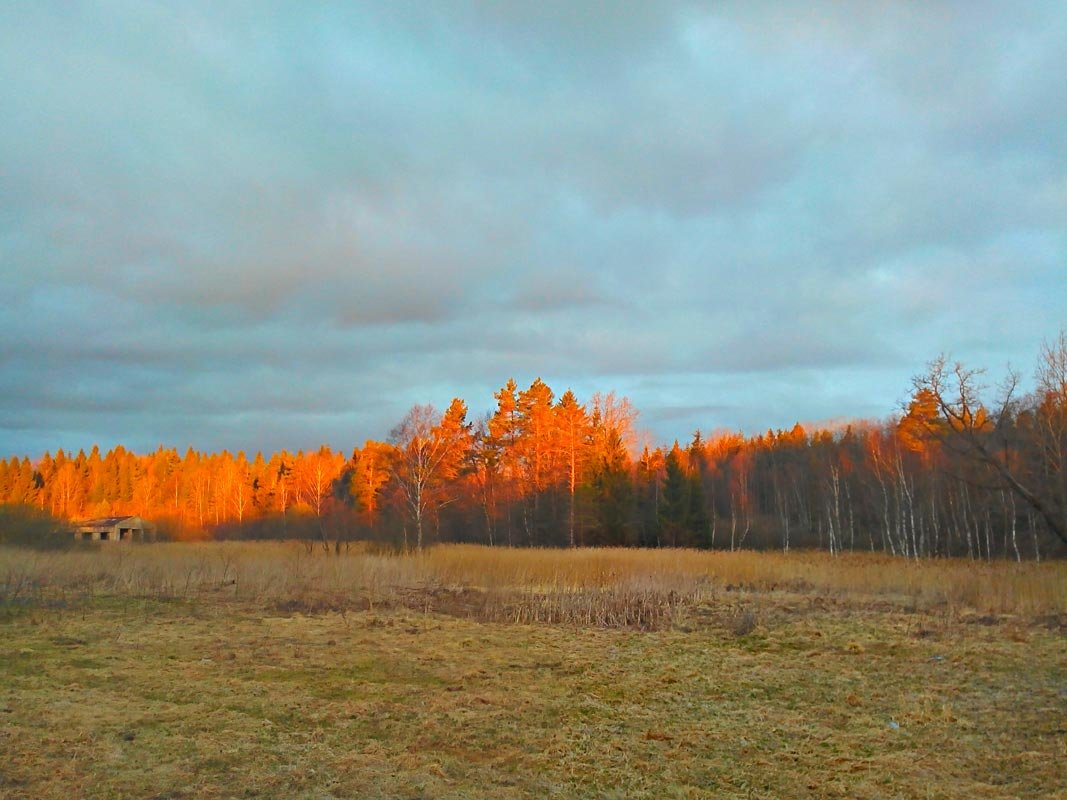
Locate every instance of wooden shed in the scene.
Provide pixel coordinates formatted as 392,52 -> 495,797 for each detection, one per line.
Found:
74,516 -> 155,543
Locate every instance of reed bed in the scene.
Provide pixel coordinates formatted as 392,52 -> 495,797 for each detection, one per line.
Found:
1,542 -> 1064,627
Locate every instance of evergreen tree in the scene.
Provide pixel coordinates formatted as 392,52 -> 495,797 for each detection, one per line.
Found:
634,447 -> 662,547
589,430 -> 633,546
687,471 -> 710,548
660,443 -> 688,547
687,433 -> 711,548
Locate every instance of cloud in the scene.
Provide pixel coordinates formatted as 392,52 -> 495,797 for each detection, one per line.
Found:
1,1 -> 1065,455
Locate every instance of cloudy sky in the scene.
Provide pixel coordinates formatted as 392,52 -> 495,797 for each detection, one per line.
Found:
2,2 -> 1065,457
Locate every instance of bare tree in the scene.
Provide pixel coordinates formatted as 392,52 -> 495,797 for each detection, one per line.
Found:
1029,331 -> 1067,544
915,352 -> 1066,547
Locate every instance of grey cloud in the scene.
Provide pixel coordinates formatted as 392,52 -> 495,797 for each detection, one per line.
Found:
510,268 -> 605,312
642,403 -> 735,425
1,1 -> 1065,455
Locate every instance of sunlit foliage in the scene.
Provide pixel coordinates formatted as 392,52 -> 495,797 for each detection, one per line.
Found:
3,335 -> 1065,559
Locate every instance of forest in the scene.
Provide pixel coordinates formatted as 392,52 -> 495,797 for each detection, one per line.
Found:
3,336 -> 1065,560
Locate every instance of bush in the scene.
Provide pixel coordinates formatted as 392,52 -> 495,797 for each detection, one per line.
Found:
0,504 -> 73,550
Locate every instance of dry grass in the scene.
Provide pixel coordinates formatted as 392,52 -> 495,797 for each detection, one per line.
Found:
2,543 -> 1065,626
1,595 -> 1064,798
1,543 -> 1064,798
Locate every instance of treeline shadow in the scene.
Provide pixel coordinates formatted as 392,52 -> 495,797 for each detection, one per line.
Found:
0,504 -> 76,550
210,509 -> 404,553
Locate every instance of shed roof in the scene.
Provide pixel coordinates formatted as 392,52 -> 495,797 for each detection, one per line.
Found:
78,516 -> 139,527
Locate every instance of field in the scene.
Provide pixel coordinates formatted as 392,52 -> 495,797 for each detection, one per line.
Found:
1,544 -> 1065,799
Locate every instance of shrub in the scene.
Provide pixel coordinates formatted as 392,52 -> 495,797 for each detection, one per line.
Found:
0,504 -> 72,550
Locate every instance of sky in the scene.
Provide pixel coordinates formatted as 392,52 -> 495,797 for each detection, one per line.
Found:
1,1 -> 1065,457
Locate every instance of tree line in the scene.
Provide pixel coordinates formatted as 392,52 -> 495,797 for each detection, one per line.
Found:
2,336 -> 1064,559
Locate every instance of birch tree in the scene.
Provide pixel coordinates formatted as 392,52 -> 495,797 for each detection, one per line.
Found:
389,400 -> 471,552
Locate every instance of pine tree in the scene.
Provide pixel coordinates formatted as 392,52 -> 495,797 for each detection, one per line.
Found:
487,379 -> 522,546
555,389 -> 589,547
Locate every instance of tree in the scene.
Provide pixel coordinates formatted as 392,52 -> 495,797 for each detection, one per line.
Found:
897,388 -> 943,459
588,429 -> 633,546
516,379 -> 556,544
470,415 -> 502,546
1025,332 -> 1067,545
634,446 -> 664,548
589,392 -> 638,462
916,352 -> 1066,547
687,433 -> 711,548
517,378 -> 556,497
389,400 -> 471,551
659,444 -> 688,548
50,459 -> 82,518
226,451 -> 252,523
555,389 -> 589,547
295,446 -> 345,551
727,447 -> 754,550
487,379 -> 522,546
687,469 -> 710,549
349,440 -> 394,526
267,451 -> 294,517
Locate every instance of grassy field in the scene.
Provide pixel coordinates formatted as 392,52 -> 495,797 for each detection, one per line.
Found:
1,544 -> 1065,799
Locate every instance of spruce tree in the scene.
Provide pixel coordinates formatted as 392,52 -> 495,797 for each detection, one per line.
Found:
660,444 -> 688,547
687,433 -> 711,548
687,471 -> 711,548
590,430 -> 633,546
